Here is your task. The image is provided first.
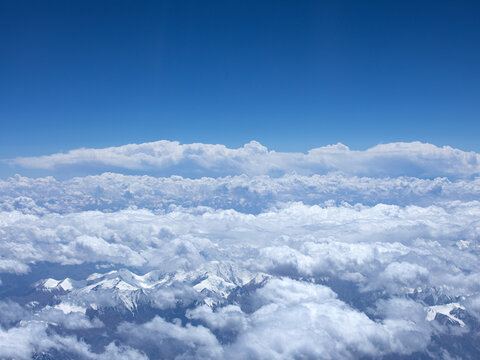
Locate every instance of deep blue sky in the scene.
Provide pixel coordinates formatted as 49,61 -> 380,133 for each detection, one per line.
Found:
1,0 -> 479,158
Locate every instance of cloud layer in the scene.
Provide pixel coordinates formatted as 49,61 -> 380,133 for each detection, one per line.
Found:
2,172 -> 480,215
1,140 -> 480,359
8,140 -> 480,179
1,187 -> 480,358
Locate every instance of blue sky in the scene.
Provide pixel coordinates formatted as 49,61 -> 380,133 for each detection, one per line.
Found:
1,0 -> 479,159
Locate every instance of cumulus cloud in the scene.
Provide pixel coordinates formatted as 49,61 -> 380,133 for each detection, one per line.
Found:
0,300 -> 30,327
0,199 -> 479,304
2,173 -> 480,217
2,144 -> 480,358
187,305 -> 247,334
1,201 -> 479,283
222,278 -> 431,359
0,321 -> 146,360
117,317 -> 223,359
7,140 -> 480,179
35,307 -> 104,330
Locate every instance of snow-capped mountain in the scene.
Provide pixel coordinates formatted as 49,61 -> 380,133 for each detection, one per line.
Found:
35,264 -> 270,314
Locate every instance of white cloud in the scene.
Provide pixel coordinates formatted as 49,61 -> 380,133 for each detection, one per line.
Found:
187,305 -> 247,333
1,200 -> 479,303
8,140 -> 480,178
0,301 -> 30,327
1,149 -> 480,358
222,278 -> 431,359
0,258 -> 30,274
2,173 -> 480,217
117,317 -> 223,359
35,307 -> 104,330
0,321 -> 146,360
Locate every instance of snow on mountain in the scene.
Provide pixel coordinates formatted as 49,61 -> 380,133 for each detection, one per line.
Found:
38,278 -> 77,292
35,264 -> 268,314
426,302 -> 466,327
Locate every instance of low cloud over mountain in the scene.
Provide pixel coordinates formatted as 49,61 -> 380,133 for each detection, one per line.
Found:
1,141 -> 480,359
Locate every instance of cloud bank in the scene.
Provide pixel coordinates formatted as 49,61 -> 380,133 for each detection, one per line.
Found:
1,140 -> 480,359
2,173 -> 480,215
1,194 -> 480,358
8,140 -> 480,179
